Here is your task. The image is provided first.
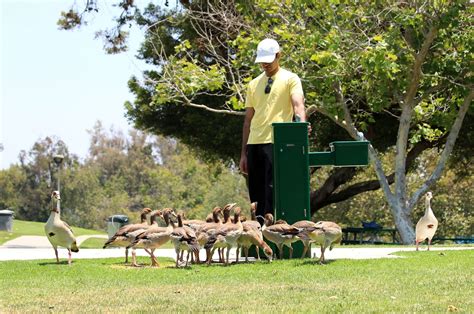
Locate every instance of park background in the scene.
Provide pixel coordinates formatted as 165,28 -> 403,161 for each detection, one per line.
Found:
0,0 -> 472,243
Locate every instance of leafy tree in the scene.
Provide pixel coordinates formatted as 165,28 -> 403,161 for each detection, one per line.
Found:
59,1 -> 473,243
14,137 -> 78,221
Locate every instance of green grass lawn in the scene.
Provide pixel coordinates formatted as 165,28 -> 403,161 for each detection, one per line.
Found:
0,249 -> 472,312
0,220 -> 105,245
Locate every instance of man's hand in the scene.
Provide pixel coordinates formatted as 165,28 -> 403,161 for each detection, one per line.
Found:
239,154 -> 248,175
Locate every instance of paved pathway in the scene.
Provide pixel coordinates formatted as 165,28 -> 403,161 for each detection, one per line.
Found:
0,235 -> 472,262
1,235 -> 108,249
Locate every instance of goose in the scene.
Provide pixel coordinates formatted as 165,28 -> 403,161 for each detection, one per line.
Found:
415,192 -> 438,251
44,191 -> 79,265
246,202 -> 262,231
201,204 -> 236,264
236,222 -> 273,263
292,220 -> 318,258
236,202 -> 263,261
182,215 -> 207,232
127,209 -> 171,267
195,206 -> 225,263
297,221 -> 342,264
103,207 -> 153,263
170,213 -> 200,267
204,206 -> 244,265
262,213 -> 300,259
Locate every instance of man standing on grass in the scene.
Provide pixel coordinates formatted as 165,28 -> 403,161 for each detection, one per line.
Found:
239,38 -> 307,223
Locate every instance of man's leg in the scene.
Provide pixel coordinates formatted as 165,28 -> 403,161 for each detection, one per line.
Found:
262,144 -> 274,215
247,144 -> 266,222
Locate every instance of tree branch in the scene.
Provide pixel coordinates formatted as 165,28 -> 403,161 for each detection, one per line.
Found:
311,138 -> 437,211
408,88 -> 474,209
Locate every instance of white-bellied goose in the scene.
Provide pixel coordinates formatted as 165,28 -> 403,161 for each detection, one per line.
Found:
170,213 -> 200,267
127,209 -> 172,267
292,220 -> 318,258
103,207 -> 152,263
195,206 -> 225,263
237,221 -> 272,262
204,206 -> 243,265
262,213 -> 300,259
297,221 -> 342,263
236,202 -> 264,261
415,192 -> 438,251
201,203 -> 234,264
44,191 -> 79,265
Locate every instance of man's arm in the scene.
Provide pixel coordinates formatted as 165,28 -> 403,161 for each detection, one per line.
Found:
291,94 -> 306,121
239,107 -> 255,175
291,93 -> 311,133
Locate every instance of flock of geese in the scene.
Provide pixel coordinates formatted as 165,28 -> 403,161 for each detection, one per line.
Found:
44,190 -> 439,266
101,202 -> 344,267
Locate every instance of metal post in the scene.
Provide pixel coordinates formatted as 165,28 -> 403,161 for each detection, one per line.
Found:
53,154 -> 64,193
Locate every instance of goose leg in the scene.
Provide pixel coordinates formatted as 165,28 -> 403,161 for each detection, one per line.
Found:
236,245 -> 240,263
244,246 -> 249,262
319,245 -> 326,264
218,248 -> 224,263
289,245 -> 293,259
131,248 -> 139,267
125,247 -> 129,263
277,244 -> 283,259
207,248 -> 216,265
225,247 -> 230,265
416,240 -> 420,251
175,248 -> 181,268
206,249 -> 212,264
301,242 -> 308,259
53,247 -> 59,263
150,249 -> 159,267
256,246 -> 260,261
185,251 -> 190,267
193,250 -> 199,264
427,238 -> 432,251
67,249 -> 72,265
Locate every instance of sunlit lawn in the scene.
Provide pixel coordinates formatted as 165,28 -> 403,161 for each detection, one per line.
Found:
0,249 -> 472,312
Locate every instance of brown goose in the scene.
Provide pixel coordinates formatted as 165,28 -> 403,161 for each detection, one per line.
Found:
292,220 -> 317,258
103,207 -> 152,263
200,204 -> 235,264
236,202 -> 264,261
182,215 -> 207,232
297,221 -> 342,264
415,192 -> 438,251
262,213 -> 300,259
195,206 -> 225,263
204,207 -> 243,265
237,222 -> 273,262
127,209 -> 173,267
246,202 -> 262,230
170,213 -> 200,267
44,191 -> 79,265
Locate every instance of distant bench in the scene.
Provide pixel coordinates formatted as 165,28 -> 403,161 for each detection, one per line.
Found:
432,237 -> 474,244
342,227 -> 399,244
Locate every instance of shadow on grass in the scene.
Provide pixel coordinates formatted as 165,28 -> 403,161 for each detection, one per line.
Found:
38,261 -> 70,266
297,259 -> 338,266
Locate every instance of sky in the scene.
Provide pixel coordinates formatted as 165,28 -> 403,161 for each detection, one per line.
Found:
0,0 -> 157,169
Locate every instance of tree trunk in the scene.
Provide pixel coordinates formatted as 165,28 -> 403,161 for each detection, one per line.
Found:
390,203 -> 416,244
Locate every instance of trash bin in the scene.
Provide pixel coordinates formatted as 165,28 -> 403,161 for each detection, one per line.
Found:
0,210 -> 14,232
106,215 -> 129,238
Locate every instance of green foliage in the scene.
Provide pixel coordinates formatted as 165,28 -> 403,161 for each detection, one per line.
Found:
316,148 -> 473,239
1,250 -> 473,312
0,123 -> 248,230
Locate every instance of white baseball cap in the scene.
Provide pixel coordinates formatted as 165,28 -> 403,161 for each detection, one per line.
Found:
255,38 -> 280,63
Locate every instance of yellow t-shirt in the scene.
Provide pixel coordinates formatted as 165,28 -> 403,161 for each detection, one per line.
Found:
245,68 -> 304,144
